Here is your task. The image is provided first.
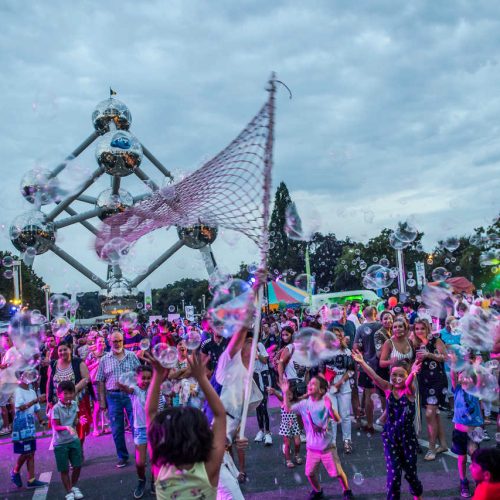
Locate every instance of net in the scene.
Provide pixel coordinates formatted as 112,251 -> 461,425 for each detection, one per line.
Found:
95,76 -> 276,259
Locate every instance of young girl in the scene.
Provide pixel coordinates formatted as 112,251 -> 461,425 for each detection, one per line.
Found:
144,350 -> 226,500
267,383 -> 302,468
282,376 -> 353,500
352,349 -> 423,500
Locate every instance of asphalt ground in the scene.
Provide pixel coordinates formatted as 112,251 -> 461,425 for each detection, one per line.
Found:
0,396 -> 497,500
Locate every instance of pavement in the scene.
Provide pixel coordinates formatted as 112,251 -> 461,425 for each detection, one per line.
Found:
0,396 -> 497,500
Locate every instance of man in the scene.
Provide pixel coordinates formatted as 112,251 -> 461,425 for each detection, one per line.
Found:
403,301 -> 418,325
201,328 -> 229,376
353,306 -> 381,433
123,328 -> 144,352
347,301 -> 361,328
96,331 -> 140,467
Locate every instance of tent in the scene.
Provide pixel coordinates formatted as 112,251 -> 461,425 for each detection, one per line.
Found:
266,281 -> 308,310
428,276 -> 475,294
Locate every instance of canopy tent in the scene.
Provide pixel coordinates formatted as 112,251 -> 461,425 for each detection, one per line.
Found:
428,276 -> 475,294
266,280 -> 308,310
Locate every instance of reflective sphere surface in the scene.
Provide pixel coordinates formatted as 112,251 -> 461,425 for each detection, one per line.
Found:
95,130 -> 143,177
92,98 -> 131,132
96,188 -> 134,220
177,224 -> 218,249
10,210 -> 56,254
20,167 -> 59,205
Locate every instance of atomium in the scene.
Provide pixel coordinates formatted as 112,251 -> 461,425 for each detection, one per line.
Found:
96,188 -> 134,220
177,224 -> 218,249
10,210 -> 56,255
95,130 -> 143,177
92,98 -> 131,132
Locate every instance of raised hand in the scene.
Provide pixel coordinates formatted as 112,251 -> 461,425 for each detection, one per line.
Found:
187,350 -> 208,381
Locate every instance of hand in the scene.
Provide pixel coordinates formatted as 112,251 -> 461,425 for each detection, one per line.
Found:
187,350 -> 208,381
351,349 -> 364,364
79,415 -> 88,425
279,378 -> 290,395
66,426 -> 77,436
38,394 -> 46,403
235,437 -> 249,450
266,387 -> 275,395
411,358 -> 423,375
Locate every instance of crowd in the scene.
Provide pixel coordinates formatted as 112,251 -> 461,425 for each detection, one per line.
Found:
0,286 -> 499,500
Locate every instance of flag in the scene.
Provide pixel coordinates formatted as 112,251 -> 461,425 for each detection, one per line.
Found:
110,87 -> 117,97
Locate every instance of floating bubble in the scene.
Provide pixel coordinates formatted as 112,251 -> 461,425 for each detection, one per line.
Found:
0,295 -> 5,308
9,311 -> 44,361
479,249 -> 499,267
353,472 -> 364,485
427,396 -> 438,405
160,380 -> 173,394
3,270 -> 13,279
394,222 -> 418,243
51,317 -> 70,338
247,262 -> 258,274
284,202 -> 319,241
421,284 -> 453,317
168,305 -> 176,313
442,237 -> 460,252
2,256 -> 14,267
49,294 -> 71,318
30,310 -> 45,325
379,258 -> 390,267
20,368 -> 39,385
119,311 -> 138,331
185,330 -> 201,350
136,302 -> 143,309
431,267 -> 450,282
139,338 -> 150,351
468,427 -> 484,444
158,346 -> 178,368
362,265 -> 394,290
459,310 -> 497,352
407,278 -> 416,288
293,328 -> 339,367
118,371 -> 136,389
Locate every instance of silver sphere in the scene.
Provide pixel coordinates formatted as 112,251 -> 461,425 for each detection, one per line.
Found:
10,210 -> 56,255
95,130 -> 143,177
92,98 -> 131,132
177,224 -> 218,249
20,167 -> 59,206
96,187 -> 134,220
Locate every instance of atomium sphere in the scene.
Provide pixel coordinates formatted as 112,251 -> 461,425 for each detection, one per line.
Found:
96,188 -> 134,220
95,130 -> 143,177
92,98 -> 131,132
9,210 -> 56,255
177,224 -> 218,249
20,167 -> 59,205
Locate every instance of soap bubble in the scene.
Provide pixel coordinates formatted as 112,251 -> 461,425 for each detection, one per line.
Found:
284,202 -> 319,241
459,310 -> 497,352
431,267 -> 450,282
389,232 -> 409,250
152,343 -> 168,358
158,346 -> 178,368
185,330 -> 202,350
468,427 -> 484,443
442,237 -> 460,252
480,249 -> 499,267
139,338 -> 150,351
160,380 -> 173,394
294,273 -> 312,291
407,278 -> 416,287
119,311 -> 138,331
3,270 -> 13,279
51,317 -> 70,338
421,284 -> 453,317
362,265 -> 394,290
379,258 -> 390,267
20,368 -> 39,385
168,305 -> 176,313
353,472 -> 364,485
118,371 -> 136,389
394,222 -> 418,243
446,345 -> 470,372
293,328 -> 339,367
9,311 -> 44,362
0,295 -> 5,308
49,294 -> 71,318
2,256 -> 14,267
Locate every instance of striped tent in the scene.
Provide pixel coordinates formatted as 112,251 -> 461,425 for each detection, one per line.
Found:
266,280 -> 308,310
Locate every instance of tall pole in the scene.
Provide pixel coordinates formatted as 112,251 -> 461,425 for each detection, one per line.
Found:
396,249 -> 406,295
12,260 -> 21,303
42,285 -> 51,321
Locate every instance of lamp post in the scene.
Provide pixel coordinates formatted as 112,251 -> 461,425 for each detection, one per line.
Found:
42,285 -> 51,320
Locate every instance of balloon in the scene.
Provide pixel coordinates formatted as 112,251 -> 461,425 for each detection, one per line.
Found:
388,296 -> 398,308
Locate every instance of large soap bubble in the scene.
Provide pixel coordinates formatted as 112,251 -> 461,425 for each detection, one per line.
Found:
9,311 -> 44,362
459,311 -> 497,352
292,328 -> 340,367
49,294 -> 71,318
431,267 -> 450,282
389,232 -> 410,250
442,237 -> 460,252
362,264 -> 394,290
284,202 -> 319,242
20,167 -> 59,206
421,284 -> 453,317
394,221 -> 418,243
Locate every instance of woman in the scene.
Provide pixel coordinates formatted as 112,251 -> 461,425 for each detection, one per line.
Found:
379,317 -> 414,370
253,338 -> 272,445
413,318 -> 448,460
86,335 -> 107,436
46,341 -> 93,456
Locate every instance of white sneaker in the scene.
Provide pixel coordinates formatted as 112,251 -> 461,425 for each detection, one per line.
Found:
300,433 -> 307,443
264,433 -> 273,446
72,487 -> 84,499
254,430 -> 265,442
65,493 -> 75,500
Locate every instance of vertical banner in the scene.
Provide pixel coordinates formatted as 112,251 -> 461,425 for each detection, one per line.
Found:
144,282 -> 153,311
185,305 -> 195,322
415,262 -> 426,289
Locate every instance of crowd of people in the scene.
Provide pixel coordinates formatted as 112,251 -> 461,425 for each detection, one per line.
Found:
0,286 -> 499,500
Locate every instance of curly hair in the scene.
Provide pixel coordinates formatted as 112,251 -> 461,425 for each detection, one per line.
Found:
148,406 -> 213,467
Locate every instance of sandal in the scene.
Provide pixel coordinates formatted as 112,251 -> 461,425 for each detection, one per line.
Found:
286,460 -> 296,468
435,446 -> 448,454
424,450 -> 436,461
294,456 -> 303,465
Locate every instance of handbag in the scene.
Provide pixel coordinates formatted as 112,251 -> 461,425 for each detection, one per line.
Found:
12,410 -> 36,442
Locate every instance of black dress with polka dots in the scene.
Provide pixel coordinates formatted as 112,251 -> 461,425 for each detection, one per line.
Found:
417,337 -> 447,407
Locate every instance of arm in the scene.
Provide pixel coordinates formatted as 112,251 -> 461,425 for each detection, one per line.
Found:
267,387 -> 283,402
378,340 -> 393,368
116,382 -> 134,395
188,352 -> 226,486
227,326 -> 248,359
352,349 -> 390,392
279,378 -> 291,411
143,352 -> 169,426
98,381 -> 107,410
75,362 -> 89,393
427,338 -> 447,363
405,359 -> 422,395
323,394 -> 341,423
17,396 -> 41,412
278,347 -> 291,384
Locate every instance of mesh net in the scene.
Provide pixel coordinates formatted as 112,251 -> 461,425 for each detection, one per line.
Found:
95,79 -> 275,259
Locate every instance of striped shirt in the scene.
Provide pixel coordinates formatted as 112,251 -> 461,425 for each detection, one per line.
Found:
95,350 -> 140,391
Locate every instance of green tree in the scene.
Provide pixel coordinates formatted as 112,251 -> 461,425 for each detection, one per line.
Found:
309,232 -> 346,291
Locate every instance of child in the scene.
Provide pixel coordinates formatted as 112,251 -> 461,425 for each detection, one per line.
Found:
117,365 -> 165,499
470,447 -> 500,499
267,385 -> 302,468
144,350 -> 226,499
352,349 -> 423,500
281,376 -> 353,500
50,380 -> 85,500
450,358 -> 485,498
10,372 -> 48,489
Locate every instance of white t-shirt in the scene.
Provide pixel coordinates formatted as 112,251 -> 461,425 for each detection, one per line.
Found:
347,313 -> 360,328
283,344 -> 306,381
14,387 -> 40,415
253,342 -> 269,373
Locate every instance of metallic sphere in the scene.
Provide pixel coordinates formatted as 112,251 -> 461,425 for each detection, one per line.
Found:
92,98 -> 131,132
10,210 -> 56,255
95,130 -> 143,177
177,224 -> 218,249
20,167 -> 59,206
96,188 -> 134,220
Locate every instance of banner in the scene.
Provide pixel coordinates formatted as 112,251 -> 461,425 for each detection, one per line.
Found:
144,282 -> 153,311
185,305 -> 195,322
415,262 -> 426,289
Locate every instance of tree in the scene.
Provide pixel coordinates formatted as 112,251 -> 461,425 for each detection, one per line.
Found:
309,232 -> 346,291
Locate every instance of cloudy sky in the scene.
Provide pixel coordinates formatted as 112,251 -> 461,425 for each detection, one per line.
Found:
0,0 -> 499,298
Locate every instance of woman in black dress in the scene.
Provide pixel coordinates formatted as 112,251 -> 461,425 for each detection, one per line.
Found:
412,318 -> 448,461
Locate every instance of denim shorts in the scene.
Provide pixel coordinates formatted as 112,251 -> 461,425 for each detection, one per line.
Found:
134,427 -> 147,446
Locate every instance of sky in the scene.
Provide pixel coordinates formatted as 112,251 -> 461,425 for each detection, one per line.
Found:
0,0 -> 499,300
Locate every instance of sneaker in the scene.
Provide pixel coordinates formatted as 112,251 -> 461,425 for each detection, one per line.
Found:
116,458 -> 129,468
27,478 -> 49,488
65,493 -> 75,500
72,486 -> 84,499
308,489 -> 324,499
0,427 -> 11,436
343,490 -> 354,499
300,433 -> 307,443
460,479 -> 471,498
264,433 -> 273,446
254,430 -> 265,442
133,479 -> 146,499
343,439 -> 353,454
10,470 -> 22,488
482,430 -> 491,441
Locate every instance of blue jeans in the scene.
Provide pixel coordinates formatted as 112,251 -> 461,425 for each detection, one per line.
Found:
106,392 -> 134,460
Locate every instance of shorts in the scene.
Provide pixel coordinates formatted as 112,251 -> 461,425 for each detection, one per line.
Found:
134,427 -> 147,446
13,439 -> 36,455
54,439 -> 83,472
358,371 -> 374,389
305,447 -> 340,478
451,429 -> 478,456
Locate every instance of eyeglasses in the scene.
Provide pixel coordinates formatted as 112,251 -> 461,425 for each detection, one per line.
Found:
111,340 -> 123,344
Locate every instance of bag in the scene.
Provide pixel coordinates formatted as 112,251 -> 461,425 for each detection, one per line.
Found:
289,378 -> 307,399
12,411 -> 36,442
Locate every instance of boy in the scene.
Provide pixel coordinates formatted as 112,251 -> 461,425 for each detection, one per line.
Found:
470,448 -> 500,499
50,380 -> 85,500
282,376 -> 353,500
10,370 -> 48,489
